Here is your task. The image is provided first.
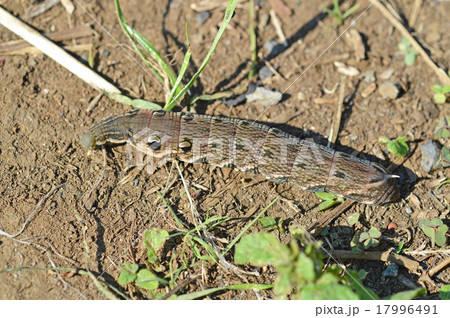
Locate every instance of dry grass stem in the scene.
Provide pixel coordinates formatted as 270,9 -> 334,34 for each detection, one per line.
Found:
371,0 -> 450,86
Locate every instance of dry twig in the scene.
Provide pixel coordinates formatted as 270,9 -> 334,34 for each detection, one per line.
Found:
269,9 -> 287,46
428,258 -> 450,277
370,0 -> 450,86
308,200 -> 355,236
330,249 -> 422,273
328,76 -> 346,147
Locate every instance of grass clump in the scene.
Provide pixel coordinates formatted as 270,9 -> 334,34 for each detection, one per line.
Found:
322,0 -> 359,27
112,0 -> 238,110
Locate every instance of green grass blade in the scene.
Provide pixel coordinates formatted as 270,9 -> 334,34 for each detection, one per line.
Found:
165,24 -> 191,109
221,197 -> 278,256
106,92 -> 162,109
157,191 -> 184,229
190,236 -> 219,262
165,0 -> 238,110
114,0 -> 179,91
342,4 -> 360,20
189,91 -> 234,105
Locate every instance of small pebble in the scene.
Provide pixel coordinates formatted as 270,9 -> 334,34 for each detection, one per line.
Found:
297,92 -> 306,101
361,83 -> 377,98
246,86 -> 282,107
134,179 -> 139,186
379,68 -> 395,80
334,61 -> 360,76
382,263 -> 399,277
101,50 -> 110,58
362,71 -> 376,83
223,83 -> 256,107
405,206 -> 413,214
378,81 -> 401,99
196,11 -> 211,25
420,139 -> 442,173
409,194 -> 421,208
264,40 -> 284,56
258,66 -> 274,80
387,222 -> 397,230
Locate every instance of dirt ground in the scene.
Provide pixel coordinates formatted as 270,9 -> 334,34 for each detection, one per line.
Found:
0,0 -> 448,300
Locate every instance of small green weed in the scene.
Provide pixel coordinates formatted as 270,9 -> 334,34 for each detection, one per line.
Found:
379,136 -> 409,157
118,262 -> 163,292
440,285 -> 450,300
320,226 -> 340,248
314,192 -> 344,211
434,146 -> 450,170
143,228 -> 170,272
398,37 -> 418,66
323,0 -> 360,27
432,116 -> 450,170
419,218 -> 448,247
434,116 -> 450,139
234,230 -> 424,299
394,240 -> 408,254
431,85 -> 450,104
117,228 -> 171,293
116,197 -> 278,299
351,227 -> 382,253
259,216 -> 285,233
347,212 -> 360,226
113,0 -> 238,110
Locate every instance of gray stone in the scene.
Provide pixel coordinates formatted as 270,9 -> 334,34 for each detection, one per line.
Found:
405,206 -> 413,215
196,11 -> 210,24
379,68 -> 395,80
264,40 -> 284,56
362,71 -> 376,83
420,139 -> 442,173
382,263 -> 399,277
258,66 -> 274,80
101,50 -> 110,58
246,86 -> 282,107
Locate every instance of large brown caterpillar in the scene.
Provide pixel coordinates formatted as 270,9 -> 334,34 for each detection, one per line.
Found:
81,109 -> 400,205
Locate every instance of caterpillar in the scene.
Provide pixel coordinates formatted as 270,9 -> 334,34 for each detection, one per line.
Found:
81,109 -> 400,205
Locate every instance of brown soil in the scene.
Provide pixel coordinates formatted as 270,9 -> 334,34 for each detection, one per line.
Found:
0,0 -> 448,300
